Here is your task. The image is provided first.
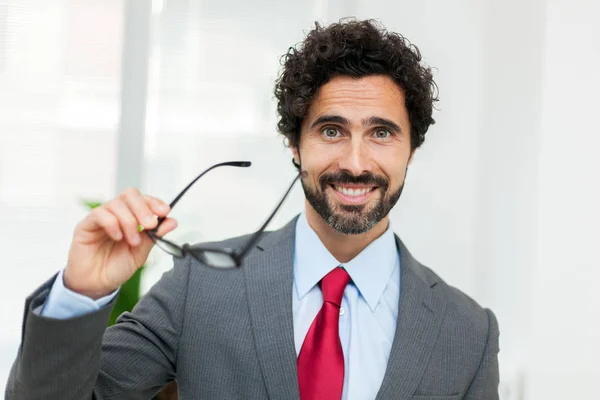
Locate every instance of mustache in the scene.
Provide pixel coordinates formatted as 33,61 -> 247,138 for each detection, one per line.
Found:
319,171 -> 389,190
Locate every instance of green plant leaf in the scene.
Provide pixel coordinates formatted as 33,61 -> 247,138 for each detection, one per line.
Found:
108,266 -> 144,326
82,199 -> 103,210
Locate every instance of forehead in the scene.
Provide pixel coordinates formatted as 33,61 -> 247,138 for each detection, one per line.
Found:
304,75 -> 408,122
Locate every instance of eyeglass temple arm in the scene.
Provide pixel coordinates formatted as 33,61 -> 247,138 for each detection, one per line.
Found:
236,173 -> 301,259
154,161 -> 251,228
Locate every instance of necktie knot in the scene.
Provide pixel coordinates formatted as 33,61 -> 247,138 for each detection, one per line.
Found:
320,267 -> 350,307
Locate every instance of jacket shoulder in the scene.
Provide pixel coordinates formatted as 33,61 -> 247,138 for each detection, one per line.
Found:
419,263 -> 495,334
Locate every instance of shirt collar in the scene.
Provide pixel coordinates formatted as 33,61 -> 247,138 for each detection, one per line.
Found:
293,212 -> 399,311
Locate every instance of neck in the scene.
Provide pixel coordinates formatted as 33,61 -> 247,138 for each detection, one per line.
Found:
304,200 -> 389,263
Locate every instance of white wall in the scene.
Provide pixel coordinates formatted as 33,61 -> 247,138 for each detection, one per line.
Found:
526,0 -> 600,398
474,1 -> 546,396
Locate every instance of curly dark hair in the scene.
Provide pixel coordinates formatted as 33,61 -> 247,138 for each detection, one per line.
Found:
274,19 -> 438,154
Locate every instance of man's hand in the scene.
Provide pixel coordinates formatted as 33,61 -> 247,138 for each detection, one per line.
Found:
64,188 -> 178,299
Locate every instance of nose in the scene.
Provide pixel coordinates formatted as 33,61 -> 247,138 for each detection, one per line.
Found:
336,136 -> 374,176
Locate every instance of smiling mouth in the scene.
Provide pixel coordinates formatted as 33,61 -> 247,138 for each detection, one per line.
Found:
327,184 -> 379,206
331,184 -> 376,197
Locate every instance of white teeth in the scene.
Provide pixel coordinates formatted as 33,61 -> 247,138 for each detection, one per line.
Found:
334,186 -> 372,196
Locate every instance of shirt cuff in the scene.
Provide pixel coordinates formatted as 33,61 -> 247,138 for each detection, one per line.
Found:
39,268 -> 119,319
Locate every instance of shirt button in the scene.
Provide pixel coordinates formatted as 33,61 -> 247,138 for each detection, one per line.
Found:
339,307 -> 345,316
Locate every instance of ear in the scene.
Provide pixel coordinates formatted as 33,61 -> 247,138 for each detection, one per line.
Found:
291,146 -> 300,166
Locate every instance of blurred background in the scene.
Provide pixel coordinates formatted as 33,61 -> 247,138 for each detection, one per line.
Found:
1,0 -> 599,398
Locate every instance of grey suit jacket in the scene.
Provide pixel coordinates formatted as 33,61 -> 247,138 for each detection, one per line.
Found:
6,217 -> 499,400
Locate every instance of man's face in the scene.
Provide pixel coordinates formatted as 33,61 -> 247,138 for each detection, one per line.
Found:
293,75 -> 413,235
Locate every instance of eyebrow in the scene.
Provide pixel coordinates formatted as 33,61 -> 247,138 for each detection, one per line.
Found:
362,116 -> 402,133
309,114 -> 402,133
309,115 -> 351,130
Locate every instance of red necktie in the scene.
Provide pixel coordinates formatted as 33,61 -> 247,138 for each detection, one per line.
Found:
297,267 -> 351,400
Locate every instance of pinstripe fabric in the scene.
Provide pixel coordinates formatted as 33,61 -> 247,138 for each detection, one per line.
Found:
5,216 -> 499,399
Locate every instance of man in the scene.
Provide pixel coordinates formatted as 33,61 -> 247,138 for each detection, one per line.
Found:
6,19 -> 499,399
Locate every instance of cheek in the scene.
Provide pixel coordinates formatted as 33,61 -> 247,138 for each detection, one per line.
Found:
303,141 -> 341,162
377,154 -> 410,186
299,143 -> 338,174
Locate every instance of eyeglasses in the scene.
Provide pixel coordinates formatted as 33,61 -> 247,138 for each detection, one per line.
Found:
146,161 -> 300,269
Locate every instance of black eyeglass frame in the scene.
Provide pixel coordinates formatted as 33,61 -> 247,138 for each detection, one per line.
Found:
146,161 -> 300,269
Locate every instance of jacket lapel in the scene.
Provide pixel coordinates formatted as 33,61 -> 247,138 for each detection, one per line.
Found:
244,217 -> 300,399
375,236 -> 448,400
243,219 -> 447,400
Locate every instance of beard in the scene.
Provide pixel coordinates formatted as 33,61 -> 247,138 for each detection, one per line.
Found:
301,170 -> 405,235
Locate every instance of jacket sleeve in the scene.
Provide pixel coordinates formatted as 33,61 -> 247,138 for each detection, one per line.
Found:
5,255 -> 191,400
463,308 -> 500,399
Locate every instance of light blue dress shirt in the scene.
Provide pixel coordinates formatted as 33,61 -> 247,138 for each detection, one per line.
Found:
41,268 -> 118,318
293,213 -> 400,400
42,213 -> 401,400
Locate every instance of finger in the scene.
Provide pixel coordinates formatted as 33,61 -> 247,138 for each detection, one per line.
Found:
154,217 -> 177,237
90,207 -> 123,241
139,217 -> 177,254
140,217 -> 178,246
120,188 -> 157,231
143,195 -> 171,217
105,199 -> 142,247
